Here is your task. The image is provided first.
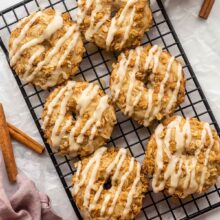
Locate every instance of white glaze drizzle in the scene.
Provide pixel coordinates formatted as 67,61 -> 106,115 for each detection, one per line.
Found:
77,83 -> 99,116
152,56 -> 174,112
10,11 -> 42,58
119,6 -> 136,48
57,31 -> 80,68
71,162 -> 82,197
13,16 -> 28,32
85,0 -> 110,41
131,85 -> 144,114
72,147 -> 106,195
143,89 -> 154,127
184,125 -> 211,195
183,160 -> 191,190
124,47 -> 142,116
101,195 -> 111,216
87,14 -> 109,41
76,95 -> 109,143
187,158 -> 198,195
111,51 -> 133,101
77,0 -> 94,25
10,11 -> 63,66
186,123 -> 214,195
24,25 -> 76,82
106,17 -> 117,50
198,123 -> 214,191
59,117 -> 72,142
165,63 -> 183,113
111,148 -> 127,183
69,83 -> 99,151
101,157 -> 135,217
107,158 -> 135,216
106,0 -> 137,50
145,56 -> 175,126
123,162 -> 141,217
42,86 -> 67,129
144,45 -> 159,70
106,148 -> 127,178
83,147 -> 107,208
51,81 -> 76,147
89,148 -> 127,211
22,46 -> 45,78
152,47 -> 162,76
89,185 -> 104,212
144,45 -> 162,83
142,45 -> 162,126
166,157 -> 183,195
152,116 -> 216,197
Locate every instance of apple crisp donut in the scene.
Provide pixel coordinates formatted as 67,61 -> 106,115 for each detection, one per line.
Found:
143,115 -> 220,198
9,8 -> 84,89
110,45 -> 185,127
72,147 -> 148,220
41,81 -> 116,157
77,0 -> 152,51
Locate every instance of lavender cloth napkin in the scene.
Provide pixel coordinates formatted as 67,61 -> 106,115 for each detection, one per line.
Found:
0,153 -> 63,220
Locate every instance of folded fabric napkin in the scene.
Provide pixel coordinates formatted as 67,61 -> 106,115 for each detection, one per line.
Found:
0,153 -> 62,220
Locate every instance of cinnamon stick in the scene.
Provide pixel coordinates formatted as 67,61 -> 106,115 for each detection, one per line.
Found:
0,104 -> 17,182
199,0 -> 215,19
7,122 -> 44,154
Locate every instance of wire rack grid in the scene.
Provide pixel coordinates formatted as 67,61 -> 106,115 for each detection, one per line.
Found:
1,0 -> 220,219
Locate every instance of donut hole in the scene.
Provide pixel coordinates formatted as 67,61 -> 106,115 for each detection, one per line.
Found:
111,10 -> 117,18
110,2 -> 121,18
145,80 -> 152,89
143,71 -> 154,89
103,177 -> 112,190
42,40 -> 52,51
72,112 -> 77,120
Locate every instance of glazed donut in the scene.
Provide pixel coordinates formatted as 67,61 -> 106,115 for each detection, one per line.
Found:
41,81 -> 116,157
77,0 -> 152,51
72,147 -> 148,220
143,115 -> 220,198
110,45 -> 185,127
9,8 -> 84,89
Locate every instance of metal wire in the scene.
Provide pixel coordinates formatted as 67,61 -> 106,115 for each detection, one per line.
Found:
1,0 -> 220,219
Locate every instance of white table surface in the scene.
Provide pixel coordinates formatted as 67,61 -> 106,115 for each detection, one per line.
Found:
0,0 -> 220,219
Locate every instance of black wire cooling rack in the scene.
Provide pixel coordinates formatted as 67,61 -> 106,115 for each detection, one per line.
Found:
1,0 -> 220,219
